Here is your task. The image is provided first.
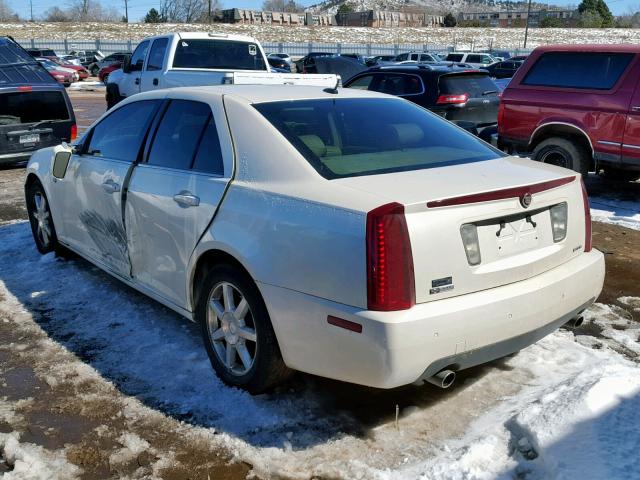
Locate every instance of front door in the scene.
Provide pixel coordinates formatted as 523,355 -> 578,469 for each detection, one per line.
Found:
621,78 -> 640,168
140,37 -> 168,92
119,40 -> 149,98
125,98 -> 233,308
61,99 -> 159,277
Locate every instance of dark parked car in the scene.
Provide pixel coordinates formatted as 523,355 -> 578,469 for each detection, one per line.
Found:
296,52 -> 334,73
499,44 -> 640,180
484,60 -> 523,79
267,56 -> 291,72
88,52 -> 131,76
0,37 -> 76,165
344,64 -> 500,138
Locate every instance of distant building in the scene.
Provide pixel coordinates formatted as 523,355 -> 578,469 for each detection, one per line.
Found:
458,9 -> 576,27
335,10 -> 444,27
222,8 -> 305,25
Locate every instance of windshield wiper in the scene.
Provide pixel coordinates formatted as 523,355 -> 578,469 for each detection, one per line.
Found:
482,90 -> 498,96
29,119 -> 63,130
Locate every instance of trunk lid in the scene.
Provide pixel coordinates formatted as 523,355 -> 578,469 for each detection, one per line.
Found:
335,156 -> 586,303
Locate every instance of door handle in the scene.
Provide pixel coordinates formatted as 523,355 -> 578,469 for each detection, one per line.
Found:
134,78 -> 140,85
101,180 -> 120,194
173,192 -> 200,207
632,106 -> 640,112
153,78 -> 158,86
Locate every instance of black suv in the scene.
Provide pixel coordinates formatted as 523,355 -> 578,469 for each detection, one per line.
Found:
0,37 -> 76,165
343,64 -> 500,138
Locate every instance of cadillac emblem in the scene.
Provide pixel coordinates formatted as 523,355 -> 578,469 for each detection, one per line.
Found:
520,192 -> 532,208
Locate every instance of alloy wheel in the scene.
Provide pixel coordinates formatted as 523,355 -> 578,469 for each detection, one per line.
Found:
206,281 -> 258,376
32,191 -> 52,248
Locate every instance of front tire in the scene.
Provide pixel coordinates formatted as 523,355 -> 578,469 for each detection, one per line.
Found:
196,264 -> 290,394
26,181 -> 58,255
533,137 -> 589,177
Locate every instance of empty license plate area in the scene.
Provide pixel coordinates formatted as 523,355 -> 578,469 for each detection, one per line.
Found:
19,133 -> 40,144
474,207 -> 553,260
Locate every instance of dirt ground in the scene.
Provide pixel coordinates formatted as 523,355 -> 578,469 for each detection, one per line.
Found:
0,90 -> 638,479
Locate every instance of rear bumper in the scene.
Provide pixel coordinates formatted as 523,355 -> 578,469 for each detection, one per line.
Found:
0,151 -> 32,165
261,249 -> 605,388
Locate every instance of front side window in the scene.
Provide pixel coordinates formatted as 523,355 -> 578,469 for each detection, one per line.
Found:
446,54 -> 464,62
522,52 -> 633,90
146,38 -> 168,71
254,98 -> 502,179
147,100 -> 212,170
129,41 -> 149,72
87,100 -> 158,162
172,39 -> 266,71
466,54 -> 483,63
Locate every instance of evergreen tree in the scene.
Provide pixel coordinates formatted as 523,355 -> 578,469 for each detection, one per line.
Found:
578,0 -> 614,27
443,12 -> 457,27
144,7 -> 164,23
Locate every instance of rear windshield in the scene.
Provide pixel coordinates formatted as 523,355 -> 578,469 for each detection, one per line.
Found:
172,39 -> 266,71
40,49 -> 56,57
0,91 -> 69,126
439,74 -> 499,98
522,52 -> 633,90
254,98 -> 502,179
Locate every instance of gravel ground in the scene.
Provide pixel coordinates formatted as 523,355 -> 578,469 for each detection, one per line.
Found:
0,91 -> 638,479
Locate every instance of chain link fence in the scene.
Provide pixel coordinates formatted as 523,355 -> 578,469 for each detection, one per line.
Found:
14,38 -> 533,57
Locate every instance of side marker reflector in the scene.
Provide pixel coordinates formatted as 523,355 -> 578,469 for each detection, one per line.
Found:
327,315 -> 362,333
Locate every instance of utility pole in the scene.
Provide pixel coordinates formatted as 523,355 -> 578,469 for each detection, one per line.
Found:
208,0 -> 212,23
124,0 -> 129,22
523,0 -> 533,48
29,0 -> 33,22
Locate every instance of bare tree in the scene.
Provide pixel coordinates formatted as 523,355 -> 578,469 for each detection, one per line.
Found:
66,0 -> 121,22
262,0 -> 304,12
44,6 -> 71,21
0,0 -> 19,21
160,0 -> 222,23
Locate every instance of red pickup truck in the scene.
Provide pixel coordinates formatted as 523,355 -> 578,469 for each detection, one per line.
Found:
498,44 -> 640,181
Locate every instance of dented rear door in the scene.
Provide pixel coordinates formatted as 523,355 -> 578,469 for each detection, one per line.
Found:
124,98 -> 233,310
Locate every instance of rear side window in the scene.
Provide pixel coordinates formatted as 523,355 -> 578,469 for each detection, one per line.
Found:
522,52 -> 633,90
88,100 -> 157,162
147,100 -> 223,174
346,75 -> 374,90
173,39 -> 266,71
370,74 -> 423,96
439,74 -> 499,98
146,38 -> 168,71
0,91 -> 69,125
446,54 -> 464,62
254,98 -> 502,179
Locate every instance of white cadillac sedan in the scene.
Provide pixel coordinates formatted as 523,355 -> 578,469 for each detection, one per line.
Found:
25,85 -> 604,393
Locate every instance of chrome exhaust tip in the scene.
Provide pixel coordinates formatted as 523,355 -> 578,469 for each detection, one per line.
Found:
565,316 -> 584,329
426,369 -> 456,389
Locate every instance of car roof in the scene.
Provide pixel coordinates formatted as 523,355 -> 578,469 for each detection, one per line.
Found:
123,84 -> 395,106
143,32 -> 260,44
533,44 -> 640,53
363,64 -> 487,74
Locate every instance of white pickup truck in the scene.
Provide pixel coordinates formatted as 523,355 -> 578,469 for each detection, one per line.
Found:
106,32 -> 337,108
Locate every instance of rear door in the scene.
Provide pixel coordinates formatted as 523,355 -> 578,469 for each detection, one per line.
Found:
125,98 -> 232,308
435,73 -> 500,127
140,37 -> 168,91
60,99 -> 160,276
621,74 -> 640,169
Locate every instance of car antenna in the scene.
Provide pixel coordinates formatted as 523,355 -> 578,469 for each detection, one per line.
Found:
323,76 -> 340,94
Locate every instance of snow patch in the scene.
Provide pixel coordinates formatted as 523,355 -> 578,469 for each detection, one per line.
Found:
590,196 -> 640,231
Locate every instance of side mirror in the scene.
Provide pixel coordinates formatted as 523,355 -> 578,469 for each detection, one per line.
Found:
122,56 -> 131,74
53,150 -> 72,179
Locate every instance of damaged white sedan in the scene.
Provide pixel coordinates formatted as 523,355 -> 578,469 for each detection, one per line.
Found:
25,85 -> 605,393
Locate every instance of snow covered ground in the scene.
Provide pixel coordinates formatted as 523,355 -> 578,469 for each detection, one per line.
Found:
5,22 -> 640,48
0,220 -> 639,479
68,81 -> 105,92
590,196 -> 640,232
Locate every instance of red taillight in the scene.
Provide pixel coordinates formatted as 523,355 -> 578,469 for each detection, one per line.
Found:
581,179 -> 592,252
70,123 -> 77,141
436,93 -> 468,105
18,85 -> 32,92
366,202 -> 415,311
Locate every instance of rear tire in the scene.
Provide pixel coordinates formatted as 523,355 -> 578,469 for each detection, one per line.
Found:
196,264 -> 290,394
533,137 -> 589,177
